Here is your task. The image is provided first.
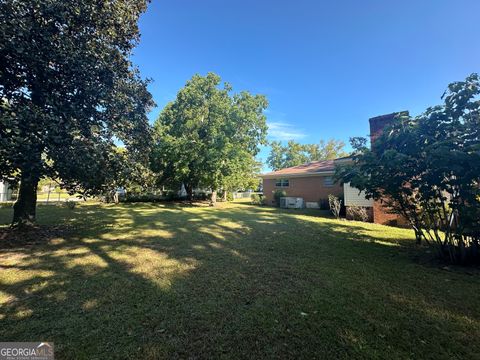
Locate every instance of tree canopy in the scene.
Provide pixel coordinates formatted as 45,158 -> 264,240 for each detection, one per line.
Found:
0,0 -> 154,225
267,139 -> 348,170
151,73 -> 268,202
336,74 -> 480,265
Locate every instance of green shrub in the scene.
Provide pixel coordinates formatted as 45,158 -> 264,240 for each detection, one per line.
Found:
163,191 -> 177,202
250,193 -> 265,205
319,198 -> 329,210
273,190 -> 287,206
194,192 -> 209,201
65,200 -> 77,210
123,194 -> 165,203
226,192 -> 234,202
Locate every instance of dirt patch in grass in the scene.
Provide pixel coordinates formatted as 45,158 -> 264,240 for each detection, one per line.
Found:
0,225 -> 71,250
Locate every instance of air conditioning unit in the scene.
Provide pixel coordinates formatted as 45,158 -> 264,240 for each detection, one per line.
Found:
279,197 -> 304,209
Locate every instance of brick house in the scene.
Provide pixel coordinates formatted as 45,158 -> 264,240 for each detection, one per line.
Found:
260,112 -> 405,225
261,158 -> 346,207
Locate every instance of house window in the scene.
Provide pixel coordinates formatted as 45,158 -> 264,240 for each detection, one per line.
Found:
275,178 -> 289,187
323,176 -> 334,187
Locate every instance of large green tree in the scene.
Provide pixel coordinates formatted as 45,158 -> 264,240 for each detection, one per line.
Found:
0,0 -> 153,225
306,139 -> 349,161
336,74 -> 480,265
151,73 -> 267,203
267,139 -> 348,170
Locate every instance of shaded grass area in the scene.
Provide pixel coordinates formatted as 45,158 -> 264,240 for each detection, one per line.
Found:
0,202 -> 479,359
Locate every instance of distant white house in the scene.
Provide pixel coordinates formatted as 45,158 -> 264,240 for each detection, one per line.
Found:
0,181 -> 12,201
178,183 -> 188,197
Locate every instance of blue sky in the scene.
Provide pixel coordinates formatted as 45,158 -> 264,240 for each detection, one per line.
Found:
132,0 -> 480,169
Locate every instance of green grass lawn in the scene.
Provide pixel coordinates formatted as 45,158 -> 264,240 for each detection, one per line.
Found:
0,202 -> 479,359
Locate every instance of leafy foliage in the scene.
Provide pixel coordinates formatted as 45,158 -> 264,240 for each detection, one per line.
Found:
122,193 -> 167,203
336,74 -> 480,264
151,73 -> 268,202
250,193 -> 265,205
0,0 -> 154,224
273,189 -> 287,206
64,200 -> 76,210
267,139 -> 348,170
306,139 -> 349,162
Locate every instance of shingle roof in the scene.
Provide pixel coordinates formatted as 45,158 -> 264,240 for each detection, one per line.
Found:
261,157 -> 351,177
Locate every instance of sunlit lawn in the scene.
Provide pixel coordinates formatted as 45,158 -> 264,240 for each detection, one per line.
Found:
36,192 -> 80,201
0,201 -> 479,359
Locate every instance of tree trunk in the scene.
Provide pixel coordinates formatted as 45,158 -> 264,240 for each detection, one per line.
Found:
12,172 -> 39,226
413,227 -> 422,245
185,184 -> 194,202
222,191 -> 227,202
210,190 -> 217,206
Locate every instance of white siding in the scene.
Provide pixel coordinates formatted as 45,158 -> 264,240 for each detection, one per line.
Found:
0,181 -> 11,202
343,182 -> 373,207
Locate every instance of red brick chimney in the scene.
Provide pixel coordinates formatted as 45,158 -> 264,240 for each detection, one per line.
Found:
369,111 -> 408,148
368,111 -> 409,226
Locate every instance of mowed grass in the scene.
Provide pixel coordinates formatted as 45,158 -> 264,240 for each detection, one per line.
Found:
0,202 -> 479,359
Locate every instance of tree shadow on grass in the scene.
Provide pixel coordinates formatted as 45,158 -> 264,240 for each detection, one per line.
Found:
0,203 -> 479,359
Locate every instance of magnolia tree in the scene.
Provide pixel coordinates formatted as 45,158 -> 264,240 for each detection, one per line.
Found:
151,73 -> 268,204
0,0 -> 154,225
336,74 -> 480,265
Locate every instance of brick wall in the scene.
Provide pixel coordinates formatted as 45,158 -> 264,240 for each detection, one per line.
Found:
263,176 -> 343,206
372,201 -> 400,225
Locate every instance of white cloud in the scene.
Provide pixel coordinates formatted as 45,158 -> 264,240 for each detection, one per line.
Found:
267,121 -> 307,141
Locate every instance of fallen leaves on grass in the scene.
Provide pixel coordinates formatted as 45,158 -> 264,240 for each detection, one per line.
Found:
0,225 -> 71,249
